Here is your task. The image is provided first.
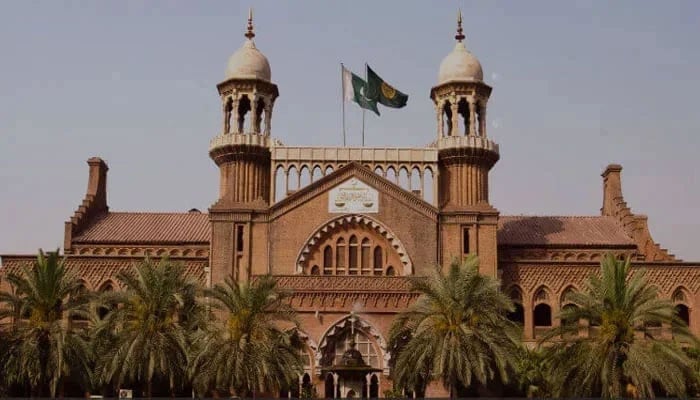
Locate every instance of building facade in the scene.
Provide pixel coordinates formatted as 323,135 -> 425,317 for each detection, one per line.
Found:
2,13 -> 699,398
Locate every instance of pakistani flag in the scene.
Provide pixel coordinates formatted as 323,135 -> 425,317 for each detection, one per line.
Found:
342,65 -> 380,116
366,65 -> 408,108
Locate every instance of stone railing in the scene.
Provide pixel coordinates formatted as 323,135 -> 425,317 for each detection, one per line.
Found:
271,146 -> 438,166
209,133 -> 272,151
435,135 -> 499,153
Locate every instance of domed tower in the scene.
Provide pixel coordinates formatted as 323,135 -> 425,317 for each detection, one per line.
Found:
433,12 -> 500,277
210,8 -> 277,205
209,10 -> 277,284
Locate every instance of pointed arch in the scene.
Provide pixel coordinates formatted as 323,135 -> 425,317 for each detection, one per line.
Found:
560,285 -> 579,306
300,165 -> 311,188
287,328 -> 319,375
423,167 -> 434,204
317,315 -> 390,374
288,166 -> 299,192
312,165 -> 323,182
295,214 -> 413,275
672,286 -> 691,305
385,166 -> 397,184
373,165 -> 384,177
398,167 -> 410,190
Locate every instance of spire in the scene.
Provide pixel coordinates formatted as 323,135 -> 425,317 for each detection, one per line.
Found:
455,9 -> 465,42
244,8 -> 255,40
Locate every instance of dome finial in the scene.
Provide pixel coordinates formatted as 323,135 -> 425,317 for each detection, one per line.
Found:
245,7 -> 255,40
455,9 -> 465,42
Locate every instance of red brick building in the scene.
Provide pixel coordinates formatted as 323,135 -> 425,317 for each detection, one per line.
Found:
2,13 -> 699,398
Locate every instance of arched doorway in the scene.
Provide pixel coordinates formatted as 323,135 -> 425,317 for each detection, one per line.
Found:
319,316 -> 386,399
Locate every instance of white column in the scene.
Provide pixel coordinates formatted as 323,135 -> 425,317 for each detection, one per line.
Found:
436,102 -> 443,139
250,95 -> 259,134
479,103 -> 487,137
468,98 -> 477,136
450,102 -> 459,136
264,103 -> 272,136
285,170 -> 289,195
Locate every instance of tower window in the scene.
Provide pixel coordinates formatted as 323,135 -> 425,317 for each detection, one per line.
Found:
323,246 -> 333,275
462,227 -> 470,255
373,246 -> 383,275
236,225 -> 244,252
361,238 -> 371,275
336,238 -> 346,273
348,235 -> 358,275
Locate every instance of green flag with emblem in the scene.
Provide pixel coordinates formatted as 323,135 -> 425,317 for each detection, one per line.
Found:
366,64 -> 409,108
342,64 -> 380,116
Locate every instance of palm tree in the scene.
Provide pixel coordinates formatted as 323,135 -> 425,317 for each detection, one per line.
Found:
0,249 -> 92,397
95,257 -> 202,398
515,347 -> 552,398
388,255 -> 521,398
542,253 -> 698,398
189,275 -> 303,397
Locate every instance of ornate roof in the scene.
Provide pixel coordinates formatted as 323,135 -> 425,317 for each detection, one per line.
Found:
72,212 -> 210,244
67,213 -> 636,248
0,256 -> 207,290
498,216 -> 636,247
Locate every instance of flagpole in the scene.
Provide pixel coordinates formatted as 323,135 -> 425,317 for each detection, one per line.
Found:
362,62 -> 367,147
361,109 -> 365,147
341,63 -> 346,147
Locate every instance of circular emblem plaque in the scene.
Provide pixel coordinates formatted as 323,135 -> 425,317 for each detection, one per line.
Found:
380,82 -> 396,99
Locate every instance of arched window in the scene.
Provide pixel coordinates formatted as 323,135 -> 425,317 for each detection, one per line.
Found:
676,304 -> 690,326
310,265 -> 320,275
561,304 -> 579,327
336,238 -> 346,274
442,100 -> 452,136
457,97 -> 469,135
560,287 -> 578,327
534,304 -> 552,327
70,283 -> 89,323
370,374 -> 379,398
237,94 -> 251,133
97,282 -> 115,320
325,373 -> 335,399
533,287 -> 552,328
373,246 -> 383,276
348,235 -> 358,275
301,373 -> 313,398
673,288 -> 690,326
323,245 -> 333,275
507,287 -> 524,325
361,238 -> 371,275
386,266 -> 395,276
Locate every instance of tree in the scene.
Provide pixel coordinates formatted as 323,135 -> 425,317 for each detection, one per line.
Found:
189,275 -> 303,397
515,347 -> 552,398
542,253 -> 698,398
0,249 -> 92,397
95,257 -> 201,398
388,255 -> 521,398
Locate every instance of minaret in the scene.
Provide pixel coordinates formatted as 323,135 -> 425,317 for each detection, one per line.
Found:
433,11 -> 500,277
210,8 -> 278,205
209,9 -> 277,284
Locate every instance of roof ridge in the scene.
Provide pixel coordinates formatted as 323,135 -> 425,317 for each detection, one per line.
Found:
500,215 -> 612,219
107,211 -> 208,216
